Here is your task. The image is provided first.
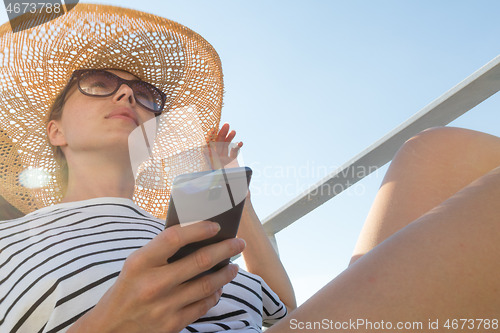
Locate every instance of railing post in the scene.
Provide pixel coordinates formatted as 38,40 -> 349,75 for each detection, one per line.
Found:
267,234 -> 280,257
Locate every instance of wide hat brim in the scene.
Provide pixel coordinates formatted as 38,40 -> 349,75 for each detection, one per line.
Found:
0,3 -> 223,218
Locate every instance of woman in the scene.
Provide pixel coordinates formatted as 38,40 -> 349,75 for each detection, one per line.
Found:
2,3 -> 500,333
0,4 -> 294,333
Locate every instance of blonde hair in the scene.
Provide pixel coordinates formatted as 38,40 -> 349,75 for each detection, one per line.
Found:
46,78 -> 77,191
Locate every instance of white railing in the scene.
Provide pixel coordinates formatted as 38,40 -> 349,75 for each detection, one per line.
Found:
262,54 -> 500,248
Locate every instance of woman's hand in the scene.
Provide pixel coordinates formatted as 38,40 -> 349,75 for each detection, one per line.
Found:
68,221 -> 245,333
205,123 -> 243,169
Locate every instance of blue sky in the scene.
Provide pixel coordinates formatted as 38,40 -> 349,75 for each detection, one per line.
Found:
2,0 -> 500,305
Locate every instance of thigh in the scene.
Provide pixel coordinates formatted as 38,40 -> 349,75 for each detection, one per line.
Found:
351,126 -> 500,263
269,164 -> 500,333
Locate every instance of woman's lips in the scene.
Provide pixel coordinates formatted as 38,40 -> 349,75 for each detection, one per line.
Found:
107,107 -> 139,126
109,114 -> 138,125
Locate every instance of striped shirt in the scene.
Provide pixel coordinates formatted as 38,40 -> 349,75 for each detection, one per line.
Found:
0,197 -> 287,333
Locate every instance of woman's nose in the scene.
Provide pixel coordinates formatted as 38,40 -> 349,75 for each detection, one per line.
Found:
113,83 -> 136,106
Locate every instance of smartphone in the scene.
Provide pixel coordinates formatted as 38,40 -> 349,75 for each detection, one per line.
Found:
165,166 -> 252,278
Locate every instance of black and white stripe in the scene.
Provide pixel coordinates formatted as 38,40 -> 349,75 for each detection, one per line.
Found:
1,197 -> 286,333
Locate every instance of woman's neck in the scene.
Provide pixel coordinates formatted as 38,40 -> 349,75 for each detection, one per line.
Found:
61,151 -> 136,203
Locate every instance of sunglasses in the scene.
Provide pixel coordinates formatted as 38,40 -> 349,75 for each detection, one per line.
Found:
70,69 -> 167,114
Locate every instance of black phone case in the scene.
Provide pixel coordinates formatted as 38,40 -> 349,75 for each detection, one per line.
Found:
165,167 -> 252,278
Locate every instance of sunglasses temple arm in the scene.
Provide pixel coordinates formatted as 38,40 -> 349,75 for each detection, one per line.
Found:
139,123 -> 153,157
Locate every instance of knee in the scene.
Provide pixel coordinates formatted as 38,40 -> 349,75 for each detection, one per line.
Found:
397,127 -> 466,162
405,126 -> 477,149
398,126 -> 500,171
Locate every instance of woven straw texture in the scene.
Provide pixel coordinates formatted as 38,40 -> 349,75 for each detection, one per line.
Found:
0,3 -> 223,218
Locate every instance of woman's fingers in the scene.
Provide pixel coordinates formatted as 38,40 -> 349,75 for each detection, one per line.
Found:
215,130 -> 234,158
216,123 -> 230,142
230,141 -> 243,159
160,285 -> 224,333
214,124 -> 241,163
177,266 -> 238,322
163,237 -> 245,286
144,264 -> 239,332
209,124 -> 244,168
172,263 -> 239,309
215,124 -> 237,144
129,221 -> 221,268
224,130 -> 236,143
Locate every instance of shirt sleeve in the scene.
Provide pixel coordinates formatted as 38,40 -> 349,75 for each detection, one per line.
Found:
260,277 -> 288,327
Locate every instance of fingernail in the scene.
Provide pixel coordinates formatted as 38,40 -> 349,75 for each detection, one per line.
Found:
237,238 -> 246,251
215,288 -> 223,306
211,222 -> 221,233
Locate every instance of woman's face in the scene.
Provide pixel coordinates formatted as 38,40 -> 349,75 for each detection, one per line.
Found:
48,69 -> 157,157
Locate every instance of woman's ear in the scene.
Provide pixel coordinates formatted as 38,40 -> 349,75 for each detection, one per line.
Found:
47,120 -> 67,147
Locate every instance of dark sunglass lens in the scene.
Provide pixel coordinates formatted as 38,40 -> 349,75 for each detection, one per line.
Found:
79,71 -> 117,96
133,82 -> 163,112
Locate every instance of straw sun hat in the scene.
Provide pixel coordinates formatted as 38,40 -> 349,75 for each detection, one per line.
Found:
0,3 -> 223,218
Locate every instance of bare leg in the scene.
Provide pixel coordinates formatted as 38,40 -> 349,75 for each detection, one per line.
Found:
352,126 -> 500,263
268,127 -> 500,332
